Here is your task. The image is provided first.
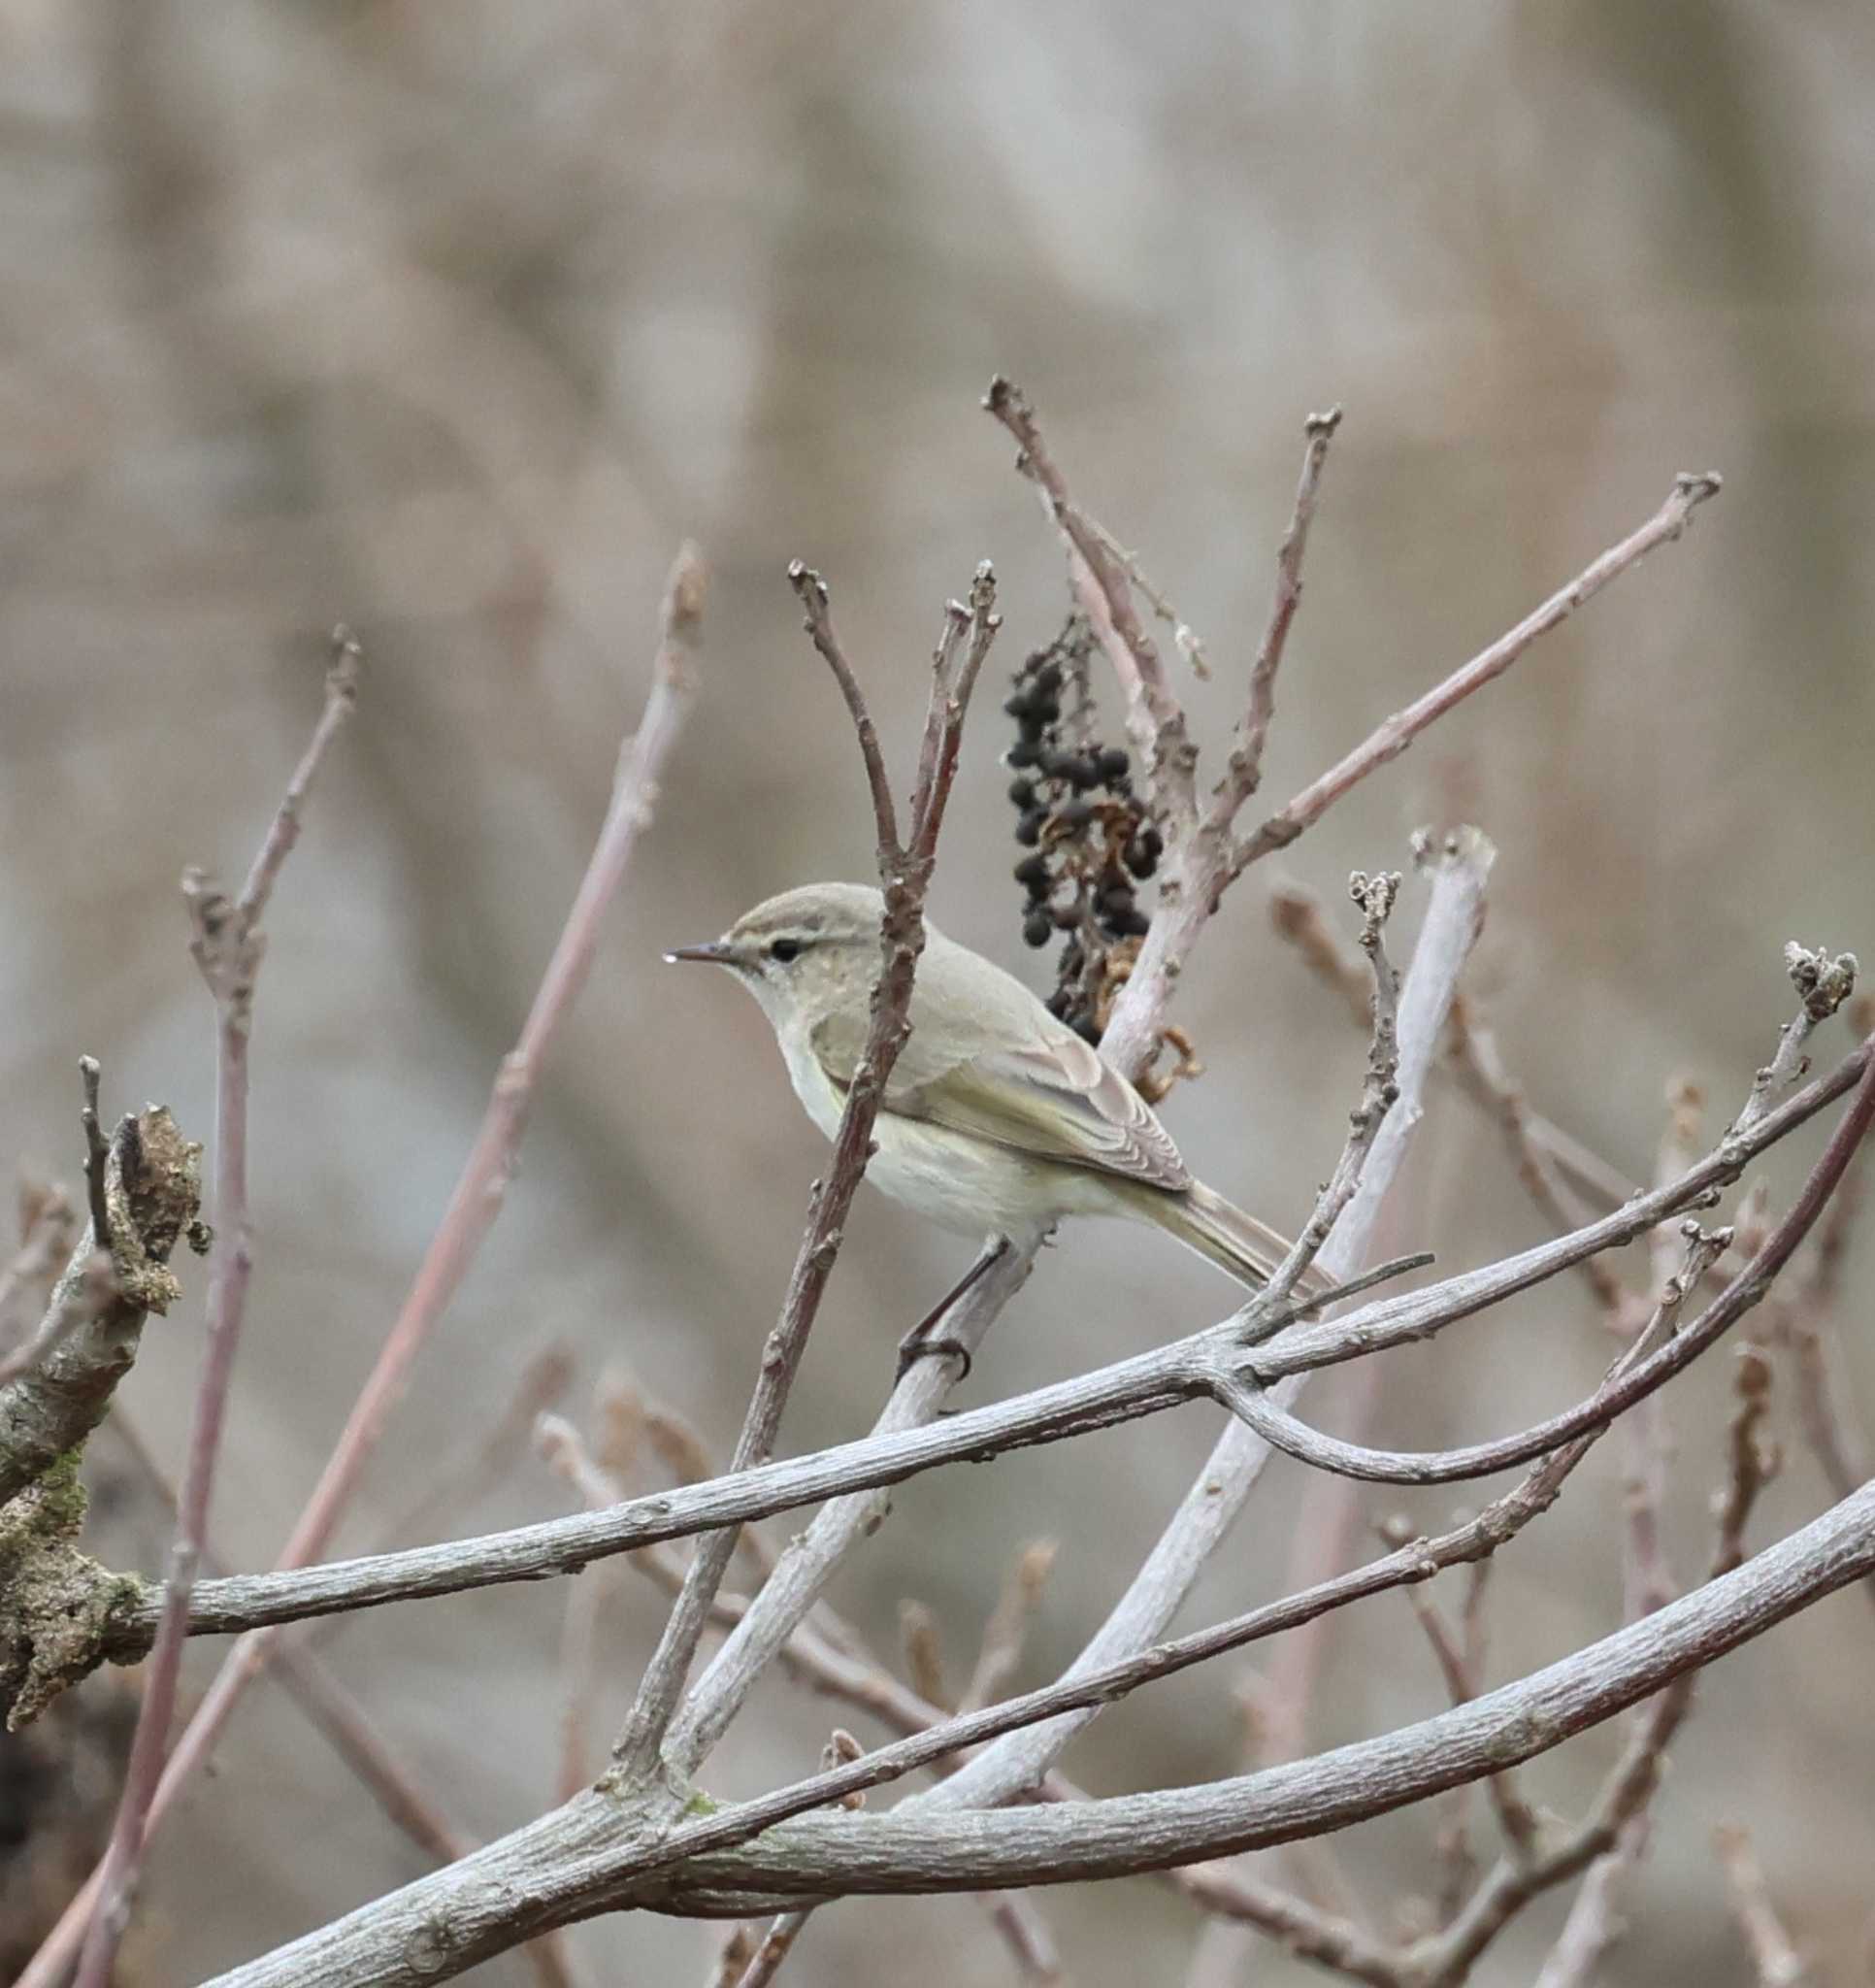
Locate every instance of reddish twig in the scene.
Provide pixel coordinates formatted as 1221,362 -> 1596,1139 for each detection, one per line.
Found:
1380,1534 -> 1540,1863
316,1338 -> 579,1608
728,1909 -> 807,1988
959,1540 -> 1058,1716
1230,473 -> 1722,881
0,1178 -> 76,1358
985,378 -> 1196,828
1713,1823 -> 1811,1988
1196,1357 -> 1387,1972
1105,461 -> 1718,1086
899,1601 -> 953,1714
102,1403 -> 465,1866
19,547 -> 704,1988
77,632 -> 362,1987
1218,407 -> 1343,815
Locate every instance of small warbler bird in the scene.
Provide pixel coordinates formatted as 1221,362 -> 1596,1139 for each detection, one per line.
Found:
668,884 -> 1305,1320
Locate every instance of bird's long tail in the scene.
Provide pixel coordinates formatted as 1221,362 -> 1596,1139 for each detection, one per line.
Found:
1147,1180 -> 1332,1299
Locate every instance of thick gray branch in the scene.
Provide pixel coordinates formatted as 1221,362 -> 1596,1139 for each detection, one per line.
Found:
0,1107 -> 201,1508
926,829 -> 1490,1809
204,1476 -> 1875,1986
67,1030 -> 1861,1674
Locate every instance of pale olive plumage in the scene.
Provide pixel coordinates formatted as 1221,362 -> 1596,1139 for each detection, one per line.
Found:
669,881 -> 1304,1290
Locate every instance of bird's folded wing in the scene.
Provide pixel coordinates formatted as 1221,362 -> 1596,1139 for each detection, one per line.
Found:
812,1015 -> 1191,1191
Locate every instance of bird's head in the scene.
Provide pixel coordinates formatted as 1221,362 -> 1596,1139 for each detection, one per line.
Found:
666,881 -> 888,1036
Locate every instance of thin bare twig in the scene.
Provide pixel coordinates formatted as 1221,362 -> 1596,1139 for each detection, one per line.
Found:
1379,1534 -> 1540,1861
77,631 -> 362,1988
1446,993 -> 1623,1303
1230,473 -> 1723,880
0,1248 -> 113,1392
728,1910 -> 807,1988
0,1179 -> 77,1357
99,1406 -> 610,1988
610,562 -> 998,1785
110,1372 -> 583,1988
347,1337 -> 577,1570
1731,944 -> 1859,1137
1269,885 -> 1374,1028
899,1601 -> 952,1714
1218,406 -> 1343,814
984,377 -> 1197,828
1102,469 -> 1720,1090
960,1541 -> 1058,1716
1431,1351 -> 1781,1988
543,1413 -> 1068,1988
1205,1193 -> 1823,1486
1086,514 -> 1210,679
79,1056 -> 112,1253
1713,1823 -> 1811,1988
1772,1010 -> 1875,1613
929,832 -> 1490,1814
1268,893 -> 1633,1216
17,546 -> 705,1988
784,563 -> 900,856
1207,1036 -> 1870,1489
1189,1357 -> 1387,1986
1258,867 -> 1400,1308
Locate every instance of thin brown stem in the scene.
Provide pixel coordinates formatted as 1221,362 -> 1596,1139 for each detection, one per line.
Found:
1230,473 -> 1722,879
0,1179 -> 76,1357
610,562 -> 996,1786
729,1910 -> 807,1988
984,376 -> 1197,826
1386,1555 -> 1540,1861
1713,1824 -> 1811,1988
1216,406 -> 1343,817
786,561 -> 901,855
77,634 -> 362,1988
16,545 -> 705,1988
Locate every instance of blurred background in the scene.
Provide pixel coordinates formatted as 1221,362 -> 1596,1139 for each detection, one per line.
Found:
4,3 -> 1874,1982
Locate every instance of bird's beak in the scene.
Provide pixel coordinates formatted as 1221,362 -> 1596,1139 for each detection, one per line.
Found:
664,941 -> 735,966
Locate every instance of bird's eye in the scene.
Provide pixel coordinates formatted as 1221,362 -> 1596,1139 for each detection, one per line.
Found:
768,938 -> 802,965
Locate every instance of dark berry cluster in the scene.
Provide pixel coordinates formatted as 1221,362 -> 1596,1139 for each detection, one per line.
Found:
1003,619 -> 1166,1044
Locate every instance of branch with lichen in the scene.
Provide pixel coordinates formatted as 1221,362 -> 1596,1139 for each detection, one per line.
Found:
0,1098 -> 201,1726
0,1099 -> 202,1513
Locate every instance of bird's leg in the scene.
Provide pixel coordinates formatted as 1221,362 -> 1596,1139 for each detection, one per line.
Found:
895,1237 -> 1013,1385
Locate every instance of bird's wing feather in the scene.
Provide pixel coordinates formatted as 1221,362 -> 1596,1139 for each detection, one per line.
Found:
811,1009 -> 1191,1192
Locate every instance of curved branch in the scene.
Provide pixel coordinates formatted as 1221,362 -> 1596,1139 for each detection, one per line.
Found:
1209,1049 -> 1875,1483
204,1474 -> 1875,1985
35,1033 -> 1857,1685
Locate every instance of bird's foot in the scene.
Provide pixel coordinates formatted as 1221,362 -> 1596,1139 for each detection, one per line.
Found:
894,1333 -> 973,1387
